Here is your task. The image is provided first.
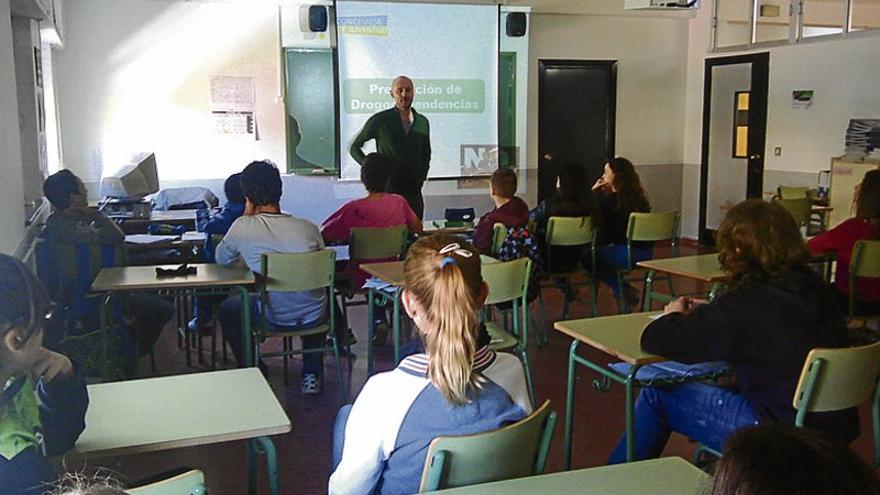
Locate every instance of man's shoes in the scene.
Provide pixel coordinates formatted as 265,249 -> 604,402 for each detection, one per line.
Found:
373,322 -> 389,346
623,284 -> 641,313
301,373 -> 322,395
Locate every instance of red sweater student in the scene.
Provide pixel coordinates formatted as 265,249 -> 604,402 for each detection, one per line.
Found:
472,168 -> 529,254
807,169 -> 880,314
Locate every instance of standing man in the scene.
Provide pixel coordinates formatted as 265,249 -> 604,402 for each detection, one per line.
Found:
350,75 -> 431,219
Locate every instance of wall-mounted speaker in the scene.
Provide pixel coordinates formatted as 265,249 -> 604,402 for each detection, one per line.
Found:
308,5 -> 328,33
506,12 -> 527,37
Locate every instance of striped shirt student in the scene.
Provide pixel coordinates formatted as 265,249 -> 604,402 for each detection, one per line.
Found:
329,236 -> 531,495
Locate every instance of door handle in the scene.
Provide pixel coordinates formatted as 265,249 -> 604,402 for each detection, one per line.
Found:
749,154 -> 761,160
543,153 -> 553,161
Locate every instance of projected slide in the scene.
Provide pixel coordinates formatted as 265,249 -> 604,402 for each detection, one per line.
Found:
336,1 -> 499,180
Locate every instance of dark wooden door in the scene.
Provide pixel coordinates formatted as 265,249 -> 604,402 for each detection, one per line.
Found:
538,60 -> 616,203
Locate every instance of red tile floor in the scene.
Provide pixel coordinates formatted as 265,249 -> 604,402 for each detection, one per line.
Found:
62,243 -> 877,494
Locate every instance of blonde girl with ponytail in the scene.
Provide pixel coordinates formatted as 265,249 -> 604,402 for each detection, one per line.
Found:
329,235 -> 532,495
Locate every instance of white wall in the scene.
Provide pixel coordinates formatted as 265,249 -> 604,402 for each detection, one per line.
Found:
0,0 -> 27,255
55,0 -> 284,183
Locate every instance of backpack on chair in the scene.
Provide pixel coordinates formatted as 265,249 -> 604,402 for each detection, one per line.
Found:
496,226 -> 542,304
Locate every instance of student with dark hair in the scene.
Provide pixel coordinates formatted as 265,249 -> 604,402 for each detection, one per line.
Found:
709,424 -> 880,495
41,170 -> 173,358
0,255 -> 89,494
607,200 -> 857,464
591,157 -> 652,310
216,160 -> 329,394
472,168 -> 529,254
529,163 -> 596,272
808,169 -> 880,316
203,172 -> 246,263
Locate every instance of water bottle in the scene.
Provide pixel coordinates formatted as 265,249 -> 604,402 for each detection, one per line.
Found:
196,208 -> 210,232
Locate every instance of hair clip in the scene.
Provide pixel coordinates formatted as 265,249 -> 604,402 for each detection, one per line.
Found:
440,256 -> 457,268
438,242 -> 473,258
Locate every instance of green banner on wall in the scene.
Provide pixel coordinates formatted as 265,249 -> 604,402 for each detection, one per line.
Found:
343,78 -> 485,114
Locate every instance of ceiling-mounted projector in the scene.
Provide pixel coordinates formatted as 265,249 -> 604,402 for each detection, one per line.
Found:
624,0 -> 699,10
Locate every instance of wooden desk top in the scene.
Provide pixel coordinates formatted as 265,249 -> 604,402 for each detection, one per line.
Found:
148,210 -> 198,221
73,368 -> 290,458
423,220 -> 475,234
361,261 -> 405,286
91,263 -> 254,292
432,457 -> 709,494
636,254 -> 728,283
554,312 -> 665,365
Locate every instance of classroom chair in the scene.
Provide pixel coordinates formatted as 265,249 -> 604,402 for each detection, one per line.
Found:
773,197 -> 812,232
418,400 -> 556,492
539,216 -> 597,323
482,257 -> 535,407
848,240 -> 880,327
257,250 -> 347,401
490,222 -> 545,347
490,222 -> 507,256
127,469 -> 206,495
776,185 -> 811,200
337,225 -> 408,339
696,341 -> 880,467
615,211 -> 679,313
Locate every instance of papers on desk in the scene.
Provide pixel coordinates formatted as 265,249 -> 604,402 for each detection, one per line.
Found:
362,277 -> 399,294
125,234 -> 179,245
181,231 -> 207,242
329,245 -> 350,261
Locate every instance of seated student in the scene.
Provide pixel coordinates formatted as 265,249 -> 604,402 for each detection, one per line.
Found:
216,160 -> 328,394
808,169 -> 880,317
709,424 -> 880,495
203,172 -> 246,263
0,255 -> 89,495
607,200 -> 857,464
529,163 -> 596,273
472,168 -> 529,254
322,153 -> 422,288
42,170 -> 173,357
328,235 -> 532,495
590,157 -> 651,310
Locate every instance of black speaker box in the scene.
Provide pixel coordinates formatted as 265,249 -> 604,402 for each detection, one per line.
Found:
506,12 -> 527,37
308,5 -> 328,33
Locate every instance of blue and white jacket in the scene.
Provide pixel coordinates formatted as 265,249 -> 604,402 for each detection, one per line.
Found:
329,347 -> 531,495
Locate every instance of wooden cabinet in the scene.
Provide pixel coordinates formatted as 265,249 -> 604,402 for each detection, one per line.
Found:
829,158 -> 879,229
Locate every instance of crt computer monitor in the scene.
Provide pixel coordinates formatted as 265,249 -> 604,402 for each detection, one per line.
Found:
99,152 -> 159,199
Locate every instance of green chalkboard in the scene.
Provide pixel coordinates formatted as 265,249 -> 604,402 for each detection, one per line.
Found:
284,48 -> 337,175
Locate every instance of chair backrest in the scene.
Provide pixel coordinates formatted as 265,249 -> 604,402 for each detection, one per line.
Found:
546,216 -> 593,247
851,240 -> 880,280
261,249 -> 336,292
36,239 -> 119,317
627,211 -> 679,243
774,197 -> 812,227
482,257 -> 530,306
418,400 -> 557,492
127,469 -> 207,495
792,342 -> 880,425
778,185 -> 810,199
491,222 -> 507,256
349,226 -> 407,260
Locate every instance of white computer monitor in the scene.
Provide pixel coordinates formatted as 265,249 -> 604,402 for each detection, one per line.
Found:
99,152 -> 159,199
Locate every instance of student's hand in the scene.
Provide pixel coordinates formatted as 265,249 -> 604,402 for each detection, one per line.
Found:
30,349 -> 74,383
663,297 -> 702,315
591,176 -> 607,191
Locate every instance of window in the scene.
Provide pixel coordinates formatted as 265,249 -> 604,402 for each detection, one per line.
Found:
801,0 -> 846,38
733,91 -> 750,159
850,0 -> 880,32
756,1 -> 792,43
715,0 -> 753,48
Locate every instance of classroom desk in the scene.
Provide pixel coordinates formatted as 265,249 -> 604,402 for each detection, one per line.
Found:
116,209 -> 198,234
91,263 -> 255,377
636,254 -> 727,311
431,457 -> 709,495
71,368 -> 289,495
423,219 -> 475,235
555,312 -> 730,468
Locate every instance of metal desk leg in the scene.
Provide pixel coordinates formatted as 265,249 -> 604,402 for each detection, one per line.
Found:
367,288 -> 376,376
99,293 -> 111,381
624,365 -> 642,462
708,282 -> 723,301
236,287 -> 252,367
392,291 -> 401,365
564,340 -> 580,470
643,269 -> 656,312
249,436 -> 280,495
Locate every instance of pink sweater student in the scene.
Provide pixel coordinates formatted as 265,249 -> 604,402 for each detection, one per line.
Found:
322,193 -> 421,287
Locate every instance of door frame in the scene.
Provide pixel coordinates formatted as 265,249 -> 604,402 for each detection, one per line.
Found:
538,59 -> 617,202
698,52 -> 769,244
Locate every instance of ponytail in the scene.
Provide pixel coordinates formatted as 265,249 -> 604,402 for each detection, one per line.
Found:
404,236 -> 483,406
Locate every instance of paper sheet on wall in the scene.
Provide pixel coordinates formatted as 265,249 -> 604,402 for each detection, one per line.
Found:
210,76 -> 257,139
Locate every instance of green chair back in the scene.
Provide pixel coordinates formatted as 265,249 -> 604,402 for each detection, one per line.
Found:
261,249 -> 336,292
774,197 -> 812,228
546,216 -> 594,247
482,258 -> 530,306
793,342 -> 880,417
127,469 -> 206,495
627,211 -> 679,243
849,240 -> 880,316
418,400 -> 557,492
778,185 -> 810,199
349,226 -> 407,260
491,222 -> 507,257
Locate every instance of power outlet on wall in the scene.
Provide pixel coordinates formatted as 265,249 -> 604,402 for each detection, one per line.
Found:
774,147 -> 782,156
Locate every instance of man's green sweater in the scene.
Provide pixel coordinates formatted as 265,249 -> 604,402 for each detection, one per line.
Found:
350,107 -> 431,196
